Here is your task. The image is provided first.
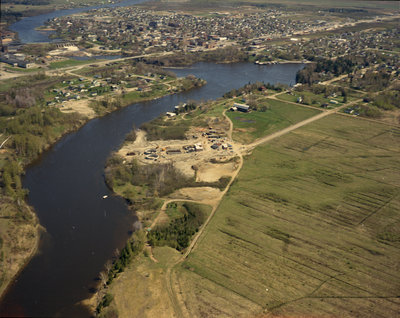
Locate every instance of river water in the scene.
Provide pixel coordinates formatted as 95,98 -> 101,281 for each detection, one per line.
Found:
4,3 -> 304,317
0,62 -> 303,317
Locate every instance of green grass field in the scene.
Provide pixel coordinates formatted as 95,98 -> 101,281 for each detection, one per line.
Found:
176,114 -> 400,317
226,99 -> 321,143
49,58 -> 98,69
4,65 -> 41,73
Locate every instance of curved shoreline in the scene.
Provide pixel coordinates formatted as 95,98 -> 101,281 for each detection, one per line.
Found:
0,74 -> 205,303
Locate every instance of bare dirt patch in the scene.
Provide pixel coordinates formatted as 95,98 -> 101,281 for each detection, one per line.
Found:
102,247 -> 181,318
196,162 -> 237,182
118,129 -> 237,179
60,99 -> 96,118
168,187 -> 222,204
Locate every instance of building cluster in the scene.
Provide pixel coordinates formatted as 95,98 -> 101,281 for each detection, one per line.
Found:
258,28 -> 400,68
304,28 -> 398,60
0,52 -> 36,68
130,126 -> 232,164
45,7 -> 342,54
45,70 -> 165,107
46,77 -> 111,106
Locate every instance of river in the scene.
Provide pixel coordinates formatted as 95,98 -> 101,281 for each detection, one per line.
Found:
0,62 -> 303,317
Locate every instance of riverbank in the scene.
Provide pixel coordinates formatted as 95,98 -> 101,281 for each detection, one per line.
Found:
85,95 -> 236,316
0,205 -> 40,300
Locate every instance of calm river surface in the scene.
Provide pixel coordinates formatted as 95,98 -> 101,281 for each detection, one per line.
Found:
0,62 -> 303,317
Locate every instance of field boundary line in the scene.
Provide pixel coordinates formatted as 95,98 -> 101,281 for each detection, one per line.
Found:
358,192 -> 398,225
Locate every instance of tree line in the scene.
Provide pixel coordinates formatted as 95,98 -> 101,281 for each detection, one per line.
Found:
296,57 -> 355,85
223,81 -> 285,99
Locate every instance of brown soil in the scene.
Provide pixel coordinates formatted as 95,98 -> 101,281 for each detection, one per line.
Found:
60,99 -> 96,119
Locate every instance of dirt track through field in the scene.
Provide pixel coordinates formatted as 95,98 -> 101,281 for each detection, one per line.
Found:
248,99 -> 361,150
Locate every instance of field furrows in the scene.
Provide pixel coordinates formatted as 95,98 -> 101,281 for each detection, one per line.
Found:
223,196 -> 399,278
177,115 -> 400,317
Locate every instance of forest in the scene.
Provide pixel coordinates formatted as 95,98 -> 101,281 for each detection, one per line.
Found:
147,202 -> 208,251
296,57 -> 355,84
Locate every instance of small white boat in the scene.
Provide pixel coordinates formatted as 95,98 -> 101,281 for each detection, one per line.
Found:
103,195 -> 108,199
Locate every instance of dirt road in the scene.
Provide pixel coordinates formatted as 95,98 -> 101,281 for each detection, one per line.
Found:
0,51 -> 175,80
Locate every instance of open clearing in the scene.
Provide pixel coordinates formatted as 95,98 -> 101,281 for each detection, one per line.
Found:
102,246 -> 181,318
168,187 -> 222,204
175,114 -> 400,317
60,98 -> 96,118
196,161 -> 236,182
226,99 -> 321,144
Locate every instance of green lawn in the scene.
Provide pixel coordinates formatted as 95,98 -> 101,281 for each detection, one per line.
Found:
49,58 -> 98,69
4,65 -> 41,73
277,90 -> 346,106
226,98 -> 321,143
177,114 -> 400,317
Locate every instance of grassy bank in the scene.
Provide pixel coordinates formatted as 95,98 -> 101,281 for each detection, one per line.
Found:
0,103 -> 85,297
0,70 -> 89,297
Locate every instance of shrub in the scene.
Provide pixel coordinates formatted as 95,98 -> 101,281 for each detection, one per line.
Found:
96,293 -> 114,313
148,202 -> 208,251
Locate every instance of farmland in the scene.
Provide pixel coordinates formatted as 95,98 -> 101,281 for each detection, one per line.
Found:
174,114 -> 400,317
226,99 -> 321,144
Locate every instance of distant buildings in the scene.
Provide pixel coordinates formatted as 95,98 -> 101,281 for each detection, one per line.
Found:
0,53 -> 35,68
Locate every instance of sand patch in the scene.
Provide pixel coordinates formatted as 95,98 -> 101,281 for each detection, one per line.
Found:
60,99 -> 95,119
169,187 -> 221,203
173,160 -> 196,178
196,162 -> 236,182
48,46 -> 80,56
